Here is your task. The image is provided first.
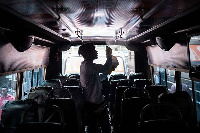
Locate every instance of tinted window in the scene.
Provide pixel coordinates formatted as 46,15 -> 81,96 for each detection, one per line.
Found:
22,70 -> 32,99
194,81 -> 200,126
166,69 -> 175,92
181,72 -> 193,98
153,67 -> 160,85
64,56 -> 125,75
0,74 -> 17,120
160,68 -> 166,86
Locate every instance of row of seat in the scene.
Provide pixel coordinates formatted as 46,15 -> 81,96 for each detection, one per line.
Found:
5,74 -> 194,133
113,85 -> 165,133
1,76 -> 83,133
15,104 -> 67,133
50,74 -> 152,133
113,86 -> 196,133
47,76 -> 197,133
1,88 -> 81,133
107,78 -> 152,126
55,74 -> 197,131
98,73 -> 196,133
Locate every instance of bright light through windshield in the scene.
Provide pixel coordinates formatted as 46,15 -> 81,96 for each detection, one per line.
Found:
62,45 -> 129,76
64,56 -> 124,75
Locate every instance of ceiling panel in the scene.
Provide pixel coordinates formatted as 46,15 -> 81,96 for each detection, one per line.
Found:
0,0 -> 200,44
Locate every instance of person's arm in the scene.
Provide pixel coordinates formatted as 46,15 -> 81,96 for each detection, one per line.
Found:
104,46 -> 113,69
99,56 -> 119,80
87,46 -> 113,74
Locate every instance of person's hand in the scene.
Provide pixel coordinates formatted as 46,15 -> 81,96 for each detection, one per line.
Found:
106,46 -> 112,58
112,56 -> 119,68
108,56 -> 119,74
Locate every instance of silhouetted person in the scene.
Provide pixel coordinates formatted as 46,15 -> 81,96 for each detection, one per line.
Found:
78,44 -> 118,133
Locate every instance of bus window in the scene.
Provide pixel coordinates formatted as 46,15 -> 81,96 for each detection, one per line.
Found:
160,68 -> 166,86
38,67 -> 45,86
181,72 -> 193,99
0,74 -> 17,120
153,67 -> 160,85
65,56 -> 83,75
153,67 -> 166,86
63,45 -> 127,76
22,70 -> 32,99
32,67 -> 45,88
189,35 -> 200,80
64,56 -> 125,75
166,70 -> 175,93
33,68 -> 39,87
193,81 -> 200,126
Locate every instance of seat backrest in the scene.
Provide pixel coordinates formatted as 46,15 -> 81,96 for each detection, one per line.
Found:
123,87 -> 150,99
45,98 -> 80,133
28,86 -> 53,100
134,79 -> 152,89
116,86 -> 130,103
139,102 -> 186,133
53,75 -> 68,86
15,104 -> 66,133
117,79 -> 133,87
109,74 -> 127,81
114,86 -> 130,123
129,73 -> 145,82
158,92 -> 197,128
1,99 -> 37,130
47,88 -> 72,99
120,97 -> 151,133
109,79 -> 121,105
145,85 -> 167,103
66,86 -> 84,109
174,91 -> 192,101
62,78 -> 80,88
140,102 -> 183,122
68,74 -> 80,80
41,79 -> 62,88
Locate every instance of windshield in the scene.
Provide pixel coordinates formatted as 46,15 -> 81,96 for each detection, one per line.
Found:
62,45 -> 128,76
64,56 -> 125,75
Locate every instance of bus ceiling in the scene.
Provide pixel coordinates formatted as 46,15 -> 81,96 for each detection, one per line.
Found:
0,1 -> 200,50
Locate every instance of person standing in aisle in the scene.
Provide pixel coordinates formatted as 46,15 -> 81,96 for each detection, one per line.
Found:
78,43 -> 118,133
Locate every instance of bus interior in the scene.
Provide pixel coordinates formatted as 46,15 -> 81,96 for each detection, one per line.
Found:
0,0 -> 200,133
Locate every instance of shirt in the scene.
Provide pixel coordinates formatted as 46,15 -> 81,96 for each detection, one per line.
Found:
80,56 -> 112,104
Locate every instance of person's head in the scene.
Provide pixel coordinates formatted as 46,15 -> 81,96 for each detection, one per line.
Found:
78,43 -> 98,60
1,88 -> 8,98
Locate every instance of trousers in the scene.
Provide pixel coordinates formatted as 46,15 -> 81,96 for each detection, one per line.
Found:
81,101 -> 111,133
